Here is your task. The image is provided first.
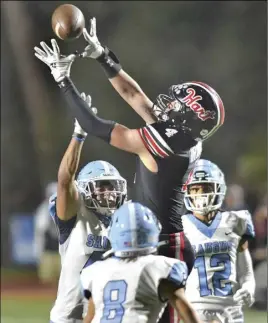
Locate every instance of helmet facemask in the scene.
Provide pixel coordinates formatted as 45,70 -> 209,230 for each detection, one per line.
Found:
153,86 -> 186,122
185,182 -> 226,216
77,177 -> 127,216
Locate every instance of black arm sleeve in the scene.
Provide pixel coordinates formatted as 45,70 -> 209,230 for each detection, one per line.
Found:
58,77 -> 116,143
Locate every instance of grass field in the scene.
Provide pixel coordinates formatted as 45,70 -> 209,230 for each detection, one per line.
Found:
1,294 -> 267,323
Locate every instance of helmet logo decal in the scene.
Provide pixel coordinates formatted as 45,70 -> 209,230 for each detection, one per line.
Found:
181,88 -> 216,121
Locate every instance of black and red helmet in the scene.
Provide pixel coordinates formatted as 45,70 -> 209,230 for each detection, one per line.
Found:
153,81 -> 225,142
138,82 -> 225,158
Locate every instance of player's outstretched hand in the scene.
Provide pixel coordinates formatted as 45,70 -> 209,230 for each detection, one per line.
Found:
81,17 -> 104,59
233,286 -> 255,307
34,39 -> 77,82
80,92 -> 98,115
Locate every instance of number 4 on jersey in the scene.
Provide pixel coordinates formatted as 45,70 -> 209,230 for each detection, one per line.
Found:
165,128 -> 178,137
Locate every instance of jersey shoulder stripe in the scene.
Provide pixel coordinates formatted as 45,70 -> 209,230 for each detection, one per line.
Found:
138,125 -> 173,158
48,193 -> 77,244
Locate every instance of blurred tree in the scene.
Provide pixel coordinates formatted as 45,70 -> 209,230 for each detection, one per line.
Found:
2,1 -> 59,184
236,129 -> 267,192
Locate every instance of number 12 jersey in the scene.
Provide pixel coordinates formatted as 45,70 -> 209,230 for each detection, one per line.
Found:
182,210 -> 255,309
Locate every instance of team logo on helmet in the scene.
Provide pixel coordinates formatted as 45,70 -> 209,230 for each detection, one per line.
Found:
181,88 -> 216,121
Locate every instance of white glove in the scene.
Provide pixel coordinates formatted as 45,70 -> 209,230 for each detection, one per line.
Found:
74,118 -> 87,137
80,92 -> 98,115
219,306 -> 244,323
74,93 -> 98,137
81,17 -> 104,59
34,39 -> 76,82
233,286 -> 255,307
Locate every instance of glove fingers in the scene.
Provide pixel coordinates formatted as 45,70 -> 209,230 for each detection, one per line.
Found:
83,28 -> 91,42
91,107 -> 98,115
86,95 -> 92,106
40,41 -> 53,55
91,17 -> 97,36
233,295 -> 242,302
81,44 -> 93,58
51,39 -> 60,55
81,51 -> 88,58
66,54 -> 76,62
34,47 -> 46,57
34,53 -> 49,65
80,92 -> 86,101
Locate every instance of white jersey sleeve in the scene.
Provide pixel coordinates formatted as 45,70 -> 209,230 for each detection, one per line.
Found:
227,210 -> 255,239
142,256 -> 188,301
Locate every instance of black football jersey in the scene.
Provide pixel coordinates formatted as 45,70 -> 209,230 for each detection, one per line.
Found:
132,124 -> 202,234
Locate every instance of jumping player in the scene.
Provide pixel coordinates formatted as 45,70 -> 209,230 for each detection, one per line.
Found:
34,21 -> 224,322
80,202 -> 202,323
182,159 -> 255,323
48,93 -> 127,323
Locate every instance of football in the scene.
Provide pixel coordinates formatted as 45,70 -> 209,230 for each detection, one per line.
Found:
51,4 -> 85,41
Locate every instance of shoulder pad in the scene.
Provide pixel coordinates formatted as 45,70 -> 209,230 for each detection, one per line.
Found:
138,124 -> 174,158
225,210 -> 255,238
166,259 -> 188,288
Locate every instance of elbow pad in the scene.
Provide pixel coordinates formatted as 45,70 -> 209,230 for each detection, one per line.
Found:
58,77 -> 116,143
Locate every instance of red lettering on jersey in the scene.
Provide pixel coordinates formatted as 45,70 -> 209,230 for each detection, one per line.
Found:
181,88 -> 215,121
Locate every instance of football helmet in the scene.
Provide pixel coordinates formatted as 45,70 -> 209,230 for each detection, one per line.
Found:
145,82 -> 225,155
184,159 -> 226,215
106,202 -> 162,258
76,160 -> 127,216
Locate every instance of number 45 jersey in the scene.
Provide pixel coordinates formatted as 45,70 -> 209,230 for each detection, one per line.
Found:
182,210 -> 255,309
80,254 -> 188,323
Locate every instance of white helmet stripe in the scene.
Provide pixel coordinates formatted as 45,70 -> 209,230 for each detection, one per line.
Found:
99,160 -> 110,173
128,202 -> 137,248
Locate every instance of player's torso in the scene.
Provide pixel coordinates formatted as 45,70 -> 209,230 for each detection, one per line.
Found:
51,206 -> 110,322
133,143 -> 202,234
182,211 -> 241,309
90,256 -> 166,323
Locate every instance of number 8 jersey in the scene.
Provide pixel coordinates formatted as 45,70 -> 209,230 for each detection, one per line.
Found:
80,254 -> 188,323
182,210 -> 255,310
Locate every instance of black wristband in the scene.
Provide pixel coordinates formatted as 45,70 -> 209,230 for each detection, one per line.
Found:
96,46 -> 122,79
